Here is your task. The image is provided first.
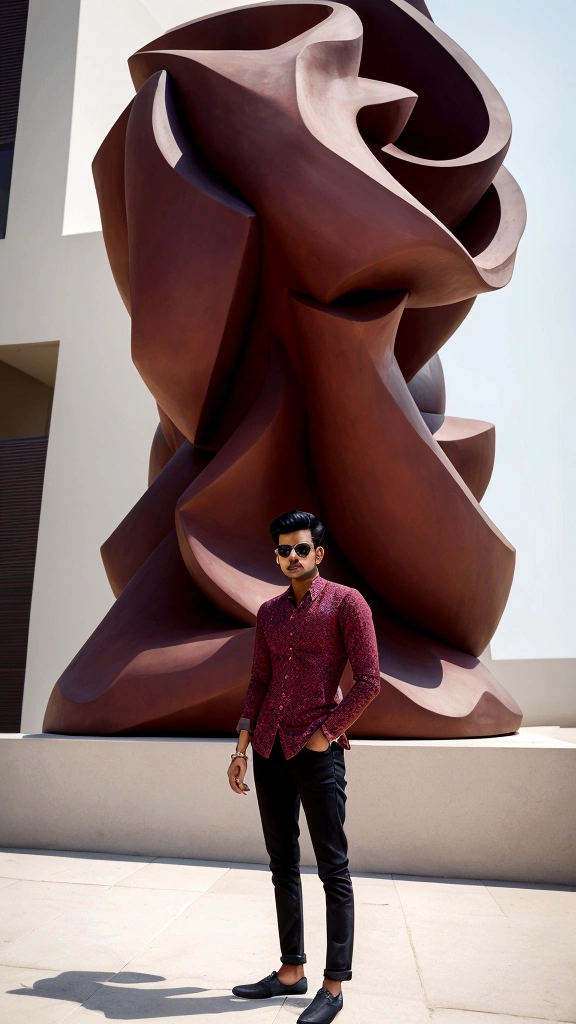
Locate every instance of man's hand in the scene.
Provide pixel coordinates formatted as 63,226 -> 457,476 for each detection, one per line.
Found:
228,756 -> 250,795
305,727 -> 330,752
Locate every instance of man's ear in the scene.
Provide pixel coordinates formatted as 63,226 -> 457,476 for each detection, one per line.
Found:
315,545 -> 325,564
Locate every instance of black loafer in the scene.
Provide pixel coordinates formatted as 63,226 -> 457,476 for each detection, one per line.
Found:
232,970 -> 308,999
297,987 -> 343,1023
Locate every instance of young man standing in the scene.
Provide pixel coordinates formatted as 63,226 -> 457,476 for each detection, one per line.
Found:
227,510 -> 380,1024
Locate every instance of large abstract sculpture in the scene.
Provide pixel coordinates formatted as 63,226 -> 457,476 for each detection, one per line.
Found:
44,0 -> 526,739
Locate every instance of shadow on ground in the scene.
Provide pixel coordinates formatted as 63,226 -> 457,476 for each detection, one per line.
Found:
7,971 -> 311,1018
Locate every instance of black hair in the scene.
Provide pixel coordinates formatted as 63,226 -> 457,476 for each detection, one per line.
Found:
270,510 -> 325,548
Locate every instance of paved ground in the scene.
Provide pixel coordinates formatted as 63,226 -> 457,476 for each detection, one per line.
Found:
0,849 -> 574,1023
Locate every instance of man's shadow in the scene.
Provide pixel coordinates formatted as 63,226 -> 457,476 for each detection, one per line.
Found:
7,971 -> 310,1018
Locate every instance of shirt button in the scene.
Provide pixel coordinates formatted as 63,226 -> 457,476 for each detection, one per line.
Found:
288,657 -> 292,661
290,632 -> 293,636
279,704 -> 283,710
285,675 -> 288,679
282,692 -> 286,697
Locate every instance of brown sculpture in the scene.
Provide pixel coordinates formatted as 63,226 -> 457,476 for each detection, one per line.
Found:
43,0 -> 526,739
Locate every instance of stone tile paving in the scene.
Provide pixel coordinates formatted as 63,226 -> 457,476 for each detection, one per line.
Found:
0,849 -> 574,1023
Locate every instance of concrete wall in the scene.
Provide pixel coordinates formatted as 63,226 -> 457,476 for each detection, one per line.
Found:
0,0 -> 159,733
1,734 -> 575,884
0,0 -> 573,732
62,0 -> 162,235
481,648 -> 576,729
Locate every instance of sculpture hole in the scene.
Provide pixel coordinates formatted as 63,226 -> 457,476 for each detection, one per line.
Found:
454,184 -> 501,257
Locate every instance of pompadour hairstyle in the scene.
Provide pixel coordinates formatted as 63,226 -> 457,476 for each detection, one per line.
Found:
270,510 -> 325,548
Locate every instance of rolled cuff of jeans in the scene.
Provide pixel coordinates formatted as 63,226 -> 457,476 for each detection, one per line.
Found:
236,716 -> 253,734
324,969 -> 352,981
281,954 -> 307,965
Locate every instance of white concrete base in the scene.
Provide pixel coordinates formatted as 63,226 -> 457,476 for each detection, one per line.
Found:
1,730 -> 575,884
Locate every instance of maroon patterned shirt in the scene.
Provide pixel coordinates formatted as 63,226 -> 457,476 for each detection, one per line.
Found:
237,576 -> 381,759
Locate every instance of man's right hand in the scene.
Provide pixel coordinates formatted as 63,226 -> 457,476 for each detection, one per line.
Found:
228,756 -> 250,795
305,727 -> 330,752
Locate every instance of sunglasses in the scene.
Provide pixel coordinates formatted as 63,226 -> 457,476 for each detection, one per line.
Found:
276,543 -> 313,558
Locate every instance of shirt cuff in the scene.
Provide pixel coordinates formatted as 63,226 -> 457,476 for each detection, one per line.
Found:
321,720 -> 338,742
236,717 -> 254,734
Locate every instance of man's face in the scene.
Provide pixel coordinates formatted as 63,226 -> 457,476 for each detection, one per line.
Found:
276,529 -> 324,582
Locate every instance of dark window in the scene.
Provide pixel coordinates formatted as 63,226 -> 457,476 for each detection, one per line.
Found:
0,0 -> 30,238
0,436 -> 48,731
0,342 -> 58,731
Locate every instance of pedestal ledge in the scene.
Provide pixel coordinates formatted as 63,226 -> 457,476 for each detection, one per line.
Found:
1,729 -> 574,884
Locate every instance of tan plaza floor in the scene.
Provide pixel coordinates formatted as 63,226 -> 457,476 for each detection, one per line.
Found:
0,849 -> 574,1023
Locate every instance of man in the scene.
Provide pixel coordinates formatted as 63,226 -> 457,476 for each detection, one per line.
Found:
227,510 -> 380,1024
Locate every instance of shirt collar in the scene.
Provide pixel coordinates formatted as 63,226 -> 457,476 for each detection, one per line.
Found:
285,574 -> 326,606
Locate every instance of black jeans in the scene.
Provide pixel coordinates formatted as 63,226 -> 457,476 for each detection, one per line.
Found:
253,733 -> 354,981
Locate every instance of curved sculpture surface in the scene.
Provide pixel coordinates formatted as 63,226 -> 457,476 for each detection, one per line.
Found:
44,0 -> 526,738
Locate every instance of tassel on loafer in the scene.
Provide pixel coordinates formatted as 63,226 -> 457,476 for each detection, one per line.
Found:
232,970 -> 308,999
297,987 -> 343,1023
